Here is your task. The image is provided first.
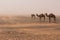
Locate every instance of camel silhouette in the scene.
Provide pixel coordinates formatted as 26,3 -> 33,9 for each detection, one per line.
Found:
36,13 -> 45,22
45,13 -> 56,23
31,14 -> 35,19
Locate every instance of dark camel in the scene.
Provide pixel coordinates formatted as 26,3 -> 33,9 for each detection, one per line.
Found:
31,14 -> 35,19
45,13 -> 56,23
36,13 -> 45,22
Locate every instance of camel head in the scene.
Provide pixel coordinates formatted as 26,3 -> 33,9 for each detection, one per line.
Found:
36,14 -> 39,17
45,13 -> 49,17
45,13 -> 47,16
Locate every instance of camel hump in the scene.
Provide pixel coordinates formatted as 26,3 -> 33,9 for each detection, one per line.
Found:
31,14 -> 35,16
49,13 -> 56,18
40,14 -> 45,17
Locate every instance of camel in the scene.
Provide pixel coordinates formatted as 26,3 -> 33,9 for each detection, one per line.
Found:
31,14 -> 35,19
45,13 -> 56,23
36,13 -> 45,22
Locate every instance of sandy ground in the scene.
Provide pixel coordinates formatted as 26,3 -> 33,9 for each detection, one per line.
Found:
0,23 -> 60,34
0,16 -> 60,40
0,23 -> 60,40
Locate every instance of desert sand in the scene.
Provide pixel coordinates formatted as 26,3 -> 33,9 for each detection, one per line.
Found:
0,16 -> 60,40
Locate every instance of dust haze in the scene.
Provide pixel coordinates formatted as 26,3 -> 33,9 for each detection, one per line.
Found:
0,0 -> 60,40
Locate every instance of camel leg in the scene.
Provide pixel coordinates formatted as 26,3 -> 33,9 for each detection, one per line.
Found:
54,18 -> 56,23
31,16 -> 35,19
34,16 -> 35,19
49,17 -> 51,23
31,16 -> 33,19
39,17 -> 41,22
44,17 -> 45,22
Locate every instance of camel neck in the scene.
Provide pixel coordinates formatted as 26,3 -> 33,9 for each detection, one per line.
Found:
46,14 -> 49,17
36,14 -> 39,17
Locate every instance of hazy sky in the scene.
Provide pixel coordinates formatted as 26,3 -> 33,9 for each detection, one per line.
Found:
0,0 -> 60,16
